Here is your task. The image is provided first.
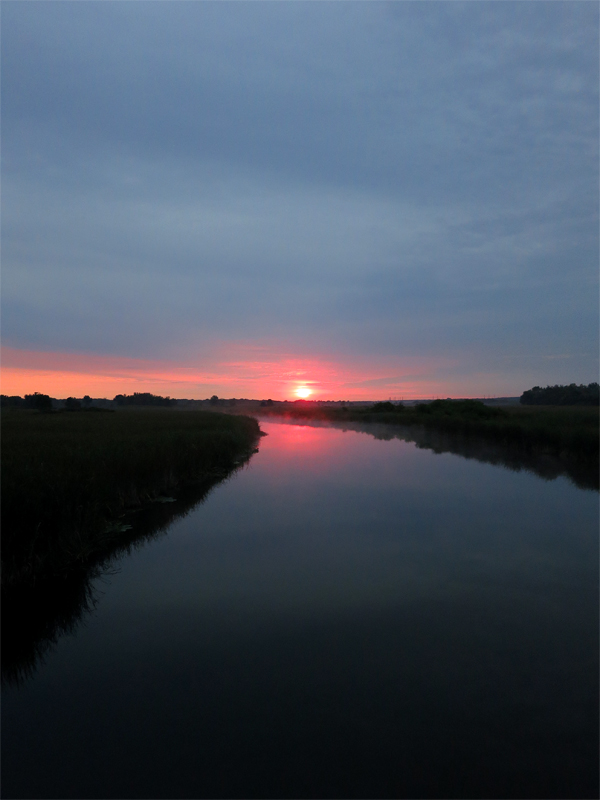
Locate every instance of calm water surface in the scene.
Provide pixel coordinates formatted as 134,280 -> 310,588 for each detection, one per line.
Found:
3,420 -> 598,798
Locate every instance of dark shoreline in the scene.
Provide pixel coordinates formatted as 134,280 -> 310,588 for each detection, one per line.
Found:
237,401 -> 598,490
2,408 -> 263,685
2,470 -> 246,687
1,409 -> 262,589
3,404 -> 596,685
261,415 -> 599,492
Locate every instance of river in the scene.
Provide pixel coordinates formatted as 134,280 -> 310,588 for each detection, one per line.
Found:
2,419 -> 598,798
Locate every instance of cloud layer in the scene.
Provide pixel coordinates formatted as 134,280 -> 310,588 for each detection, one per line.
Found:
2,2 -> 598,398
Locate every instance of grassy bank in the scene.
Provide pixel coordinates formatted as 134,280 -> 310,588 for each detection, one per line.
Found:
2,408 -> 261,587
252,400 -> 599,465
2,465 -> 244,686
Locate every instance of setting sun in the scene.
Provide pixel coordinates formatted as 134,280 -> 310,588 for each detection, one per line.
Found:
295,386 -> 312,399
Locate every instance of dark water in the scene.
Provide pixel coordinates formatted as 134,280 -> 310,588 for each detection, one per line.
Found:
2,420 -> 598,799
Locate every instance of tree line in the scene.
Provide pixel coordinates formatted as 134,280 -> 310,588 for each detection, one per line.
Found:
1,393 -> 56,411
113,392 -> 176,407
520,383 -> 599,406
1,392 -> 178,410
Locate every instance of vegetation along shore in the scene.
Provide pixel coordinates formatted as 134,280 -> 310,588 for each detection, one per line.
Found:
2,383 -> 597,589
2,407 -> 261,588
255,399 -> 598,457
245,387 -> 599,487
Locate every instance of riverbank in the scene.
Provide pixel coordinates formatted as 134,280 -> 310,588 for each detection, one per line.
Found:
4,417 -> 597,799
2,408 -> 262,587
237,400 -> 599,472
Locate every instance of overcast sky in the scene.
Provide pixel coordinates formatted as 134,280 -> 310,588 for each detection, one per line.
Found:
2,1 -> 598,399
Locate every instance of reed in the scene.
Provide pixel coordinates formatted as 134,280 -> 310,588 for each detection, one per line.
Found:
255,400 -> 599,462
2,408 -> 261,586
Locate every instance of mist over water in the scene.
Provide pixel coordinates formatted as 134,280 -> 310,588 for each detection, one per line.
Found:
2,420 -> 598,799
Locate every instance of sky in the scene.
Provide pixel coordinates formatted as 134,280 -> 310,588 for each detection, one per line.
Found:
2,1 -> 598,400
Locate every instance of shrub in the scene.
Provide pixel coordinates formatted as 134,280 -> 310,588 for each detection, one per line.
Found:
369,402 -> 399,412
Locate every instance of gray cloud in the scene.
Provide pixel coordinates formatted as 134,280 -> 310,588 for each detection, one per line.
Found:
2,1 -> 598,392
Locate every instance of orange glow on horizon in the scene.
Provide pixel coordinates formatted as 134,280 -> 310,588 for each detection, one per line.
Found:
0,345 -> 482,400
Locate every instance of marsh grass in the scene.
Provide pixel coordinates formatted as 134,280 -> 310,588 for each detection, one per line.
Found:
255,400 -> 599,467
372,401 -> 600,460
2,468 -> 237,686
2,408 -> 261,586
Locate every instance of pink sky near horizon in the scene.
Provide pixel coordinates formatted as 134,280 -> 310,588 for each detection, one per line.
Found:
0,345 -> 510,401
2,4 -> 597,416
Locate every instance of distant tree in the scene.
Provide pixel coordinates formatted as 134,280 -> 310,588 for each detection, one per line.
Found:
1,395 -> 25,408
65,397 -> 82,410
415,399 -> 499,419
82,395 -> 92,407
209,395 -> 219,406
370,401 -> 397,412
24,392 -> 53,412
112,392 -> 176,407
520,383 -> 599,406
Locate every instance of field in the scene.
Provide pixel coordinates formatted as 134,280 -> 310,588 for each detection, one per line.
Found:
2,408 -> 261,587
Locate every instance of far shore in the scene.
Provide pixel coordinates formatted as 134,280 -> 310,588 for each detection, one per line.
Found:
224,399 -> 599,489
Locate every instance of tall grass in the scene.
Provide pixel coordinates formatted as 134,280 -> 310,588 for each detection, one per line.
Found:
2,409 -> 261,586
2,466 -> 238,686
386,402 -> 599,459
254,400 -> 599,463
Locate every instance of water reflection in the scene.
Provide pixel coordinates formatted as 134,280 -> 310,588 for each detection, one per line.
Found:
2,420 -> 597,799
261,416 -> 599,491
4,418 -> 597,687
4,417 -> 596,686
1,469 -> 249,687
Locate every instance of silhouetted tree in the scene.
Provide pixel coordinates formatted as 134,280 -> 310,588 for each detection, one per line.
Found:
112,393 -> 176,407
520,383 -> 599,406
415,399 -> 500,419
24,393 -> 53,412
370,401 -> 397,412
65,397 -> 82,410
1,395 -> 25,408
